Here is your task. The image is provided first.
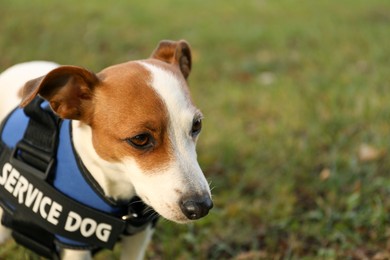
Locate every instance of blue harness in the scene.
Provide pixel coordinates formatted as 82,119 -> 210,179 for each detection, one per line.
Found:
0,97 -> 158,257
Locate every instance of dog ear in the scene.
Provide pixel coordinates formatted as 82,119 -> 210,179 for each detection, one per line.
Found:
151,40 -> 192,79
20,66 -> 99,121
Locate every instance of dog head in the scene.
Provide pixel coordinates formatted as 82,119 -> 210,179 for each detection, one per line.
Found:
19,40 -> 212,223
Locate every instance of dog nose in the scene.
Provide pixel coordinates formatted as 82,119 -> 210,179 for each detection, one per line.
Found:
180,196 -> 213,220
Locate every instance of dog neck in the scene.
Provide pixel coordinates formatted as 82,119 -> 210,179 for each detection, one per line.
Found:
71,120 -> 136,201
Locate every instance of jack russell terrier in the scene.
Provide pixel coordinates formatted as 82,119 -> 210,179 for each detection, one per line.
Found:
0,40 -> 213,259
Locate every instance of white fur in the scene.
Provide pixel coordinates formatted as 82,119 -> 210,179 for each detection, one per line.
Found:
72,121 -> 137,200
0,61 -> 59,120
61,250 -> 91,260
124,61 -> 211,221
0,61 -> 60,246
0,60 -> 211,259
0,208 -> 11,243
73,61 -> 210,222
61,226 -> 152,260
120,225 -> 154,260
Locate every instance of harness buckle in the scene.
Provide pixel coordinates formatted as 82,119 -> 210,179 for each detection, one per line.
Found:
122,213 -> 151,235
121,198 -> 159,235
11,141 -> 55,180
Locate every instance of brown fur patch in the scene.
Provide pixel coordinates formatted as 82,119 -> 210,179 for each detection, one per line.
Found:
89,61 -> 173,172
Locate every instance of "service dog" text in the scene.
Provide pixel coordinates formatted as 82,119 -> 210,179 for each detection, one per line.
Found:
0,162 -> 112,242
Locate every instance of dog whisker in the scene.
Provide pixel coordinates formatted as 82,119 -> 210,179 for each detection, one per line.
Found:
0,39 -> 212,258
128,199 -> 144,206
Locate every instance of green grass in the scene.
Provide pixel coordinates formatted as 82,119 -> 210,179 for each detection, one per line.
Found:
1,0 -> 390,259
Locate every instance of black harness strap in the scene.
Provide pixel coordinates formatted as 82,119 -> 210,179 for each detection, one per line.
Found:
1,98 -> 59,257
17,97 -> 59,178
0,97 -> 159,258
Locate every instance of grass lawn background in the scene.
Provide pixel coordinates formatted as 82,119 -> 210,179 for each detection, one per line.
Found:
1,0 -> 390,259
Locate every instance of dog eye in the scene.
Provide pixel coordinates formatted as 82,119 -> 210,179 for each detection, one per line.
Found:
126,133 -> 153,150
191,118 -> 202,137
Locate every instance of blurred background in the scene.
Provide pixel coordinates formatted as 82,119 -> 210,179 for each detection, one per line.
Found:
1,0 -> 390,259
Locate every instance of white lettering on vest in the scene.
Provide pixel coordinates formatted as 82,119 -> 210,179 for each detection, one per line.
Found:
64,211 -> 81,232
1,162 -> 113,243
80,218 -> 96,238
96,223 -> 112,242
4,168 -> 19,193
12,175 -> 28,204
25,183 -> 40,207
39,196 -> 52,219
32,190 -> 43,213
65,211 -> 112,242
1,162 -> 62,226
0,162 -> 11,185
47,201 -> 62,225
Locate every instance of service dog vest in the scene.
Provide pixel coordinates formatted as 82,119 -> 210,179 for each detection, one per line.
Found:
0,97 -> 158,257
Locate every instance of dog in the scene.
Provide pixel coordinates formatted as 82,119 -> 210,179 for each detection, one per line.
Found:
0,40 -> 212,259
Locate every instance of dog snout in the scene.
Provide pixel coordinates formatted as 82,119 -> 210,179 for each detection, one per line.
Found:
180,195 -> 213,220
